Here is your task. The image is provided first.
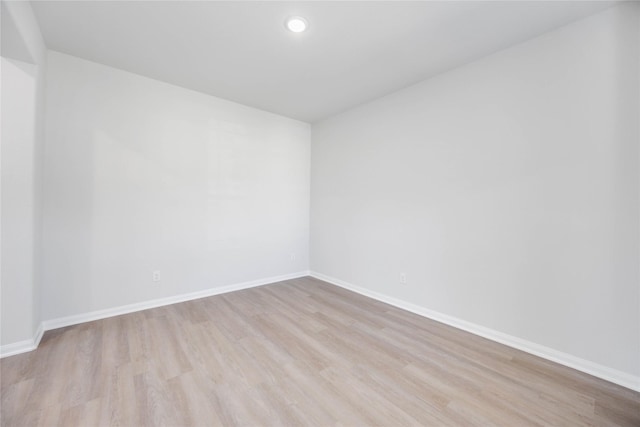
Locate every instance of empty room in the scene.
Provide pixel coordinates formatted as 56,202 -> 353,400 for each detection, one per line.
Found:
1,0 -> 639,425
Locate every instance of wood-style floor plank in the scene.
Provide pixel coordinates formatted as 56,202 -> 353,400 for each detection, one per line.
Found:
1,277 -> 638,426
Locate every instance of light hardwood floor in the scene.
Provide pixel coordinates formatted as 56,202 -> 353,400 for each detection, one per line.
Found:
1,277 -> 638,426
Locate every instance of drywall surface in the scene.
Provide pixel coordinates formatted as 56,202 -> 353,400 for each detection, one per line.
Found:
1,58 -> 38,346
43,51 -> 310,320
1,0 -> 46,350
311,4 -> 640,378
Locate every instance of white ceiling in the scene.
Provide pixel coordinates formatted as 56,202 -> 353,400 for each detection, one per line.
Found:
32,1 -> 615,123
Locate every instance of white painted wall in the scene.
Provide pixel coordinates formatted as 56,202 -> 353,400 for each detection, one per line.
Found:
42,51 -> 310,321
1,0 -> 46,350
311,3 -> 640,379
1,58 -> 38,346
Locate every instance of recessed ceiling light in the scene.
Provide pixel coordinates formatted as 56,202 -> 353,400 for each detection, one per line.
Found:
285,16 -> 308,33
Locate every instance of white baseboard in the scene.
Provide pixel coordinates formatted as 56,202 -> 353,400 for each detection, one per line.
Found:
43,271 -> 310,331
1,271 -> 309,358
0,323 -> 44,358
309,271 -> 640,393
33,322 -> 44,348
0,338 -> 37,358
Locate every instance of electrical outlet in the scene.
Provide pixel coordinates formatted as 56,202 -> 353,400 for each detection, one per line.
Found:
400,273 -> 407,285
290,253 -> 296,261
153,270 -> 161,282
